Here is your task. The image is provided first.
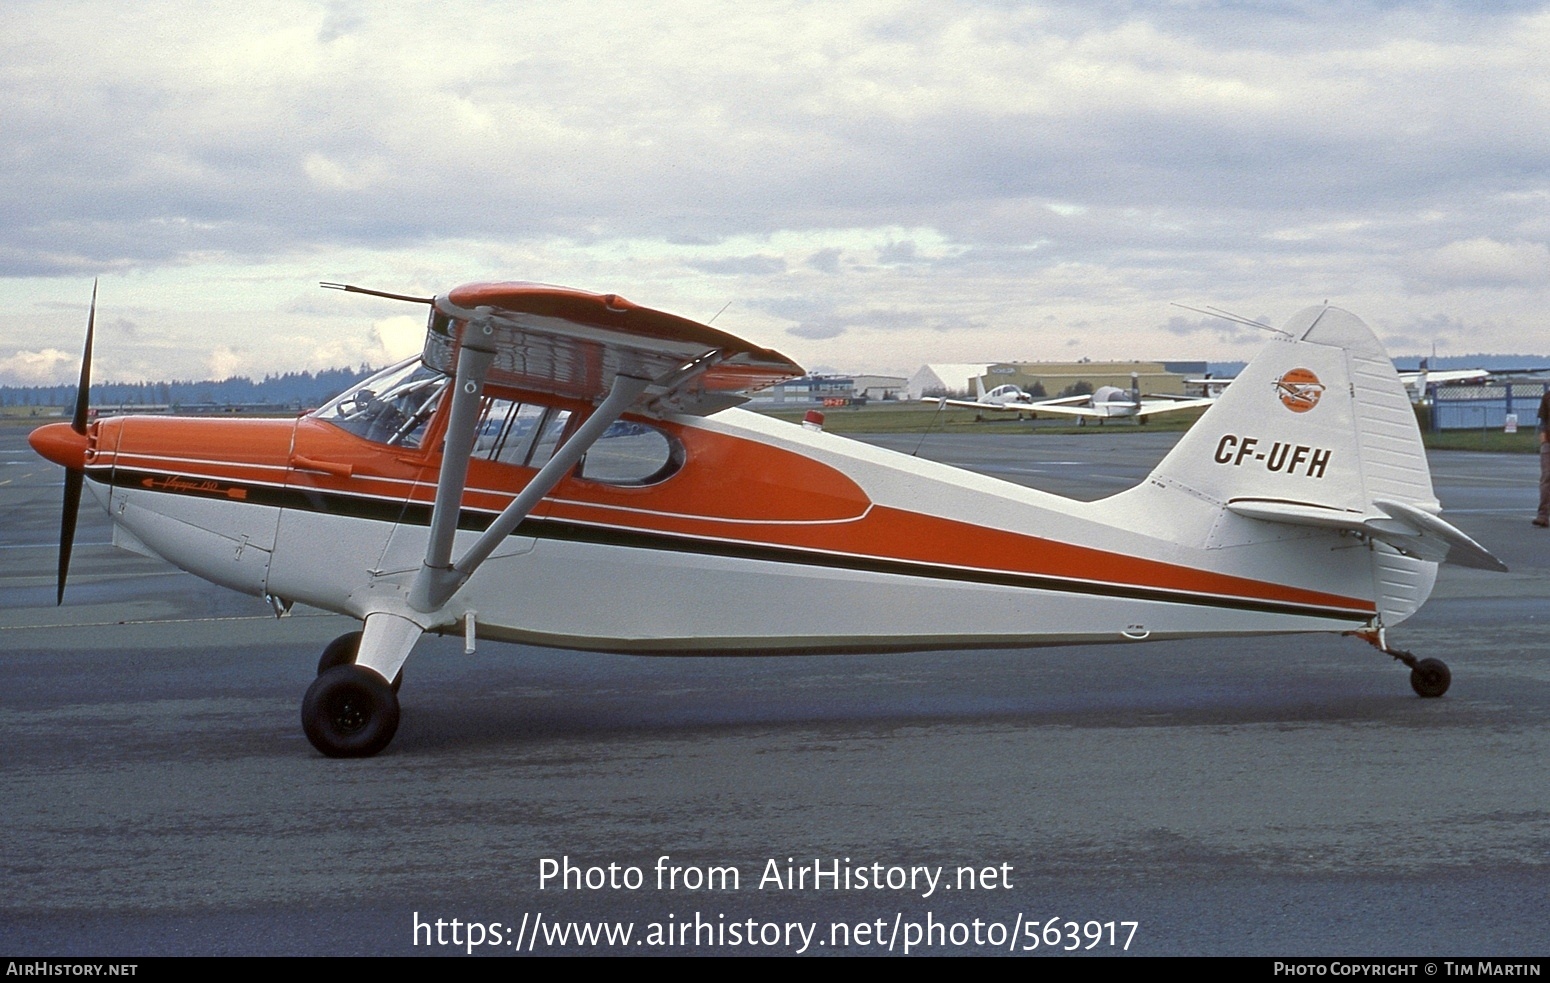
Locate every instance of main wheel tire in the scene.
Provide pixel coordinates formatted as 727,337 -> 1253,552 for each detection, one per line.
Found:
1410,657 -> 1451,698
317,631 -> 363,674
315,629 -> 401,693
302,665 -> 400,757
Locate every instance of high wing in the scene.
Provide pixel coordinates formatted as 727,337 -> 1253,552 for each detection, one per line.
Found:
1020,400 -> 1110,420
426,281 -> 803,416
1024,394 -> 1215,420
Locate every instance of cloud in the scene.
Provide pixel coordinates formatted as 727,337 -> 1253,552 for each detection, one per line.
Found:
684,254 -> 787,276
806,248 -> 843,273
1160,312 -> 1268,346
206,346 -> 246,380
1379,311 -> 1478,354
1406,238 -> 1550,291
0,348 -> 77,386
372,314 -> 424,362
787,320 -> 848,340
3,1 -> 1550,378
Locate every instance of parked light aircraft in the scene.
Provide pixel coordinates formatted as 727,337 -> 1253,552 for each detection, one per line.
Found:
928,374 -> 1213,424
1019,373 -> 1215,425
924,377 -> 1038,413
29,282 -> 1505,757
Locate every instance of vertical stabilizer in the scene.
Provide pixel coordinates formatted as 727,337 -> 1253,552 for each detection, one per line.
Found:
1113,306 -> 1449,627
1149,307 -> 1434,514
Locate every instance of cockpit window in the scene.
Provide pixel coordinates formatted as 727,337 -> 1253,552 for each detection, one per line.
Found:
312,358 -> 448,448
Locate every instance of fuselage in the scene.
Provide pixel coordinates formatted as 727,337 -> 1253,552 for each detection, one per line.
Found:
38,368 -> 1384,655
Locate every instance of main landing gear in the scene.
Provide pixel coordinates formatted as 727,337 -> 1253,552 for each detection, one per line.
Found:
1354,628 -> 1451,698
302,630 -> 403,757
316,630 -> 402,693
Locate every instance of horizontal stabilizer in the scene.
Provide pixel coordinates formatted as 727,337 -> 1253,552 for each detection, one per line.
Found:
1226,498 -> 1507,571
1372,499 -> 1508,572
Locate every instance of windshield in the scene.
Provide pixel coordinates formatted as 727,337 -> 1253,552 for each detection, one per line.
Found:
311,358 -> 449,448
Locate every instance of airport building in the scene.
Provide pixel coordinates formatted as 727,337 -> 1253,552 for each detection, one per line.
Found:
750,374 -> 909,406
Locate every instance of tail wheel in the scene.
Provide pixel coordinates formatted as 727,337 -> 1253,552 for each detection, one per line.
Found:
316,629 -> 401,693
302,665 -> 400,757
1409,658 -> 1451,699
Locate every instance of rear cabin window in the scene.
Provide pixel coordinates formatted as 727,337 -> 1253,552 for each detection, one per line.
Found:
577,420 -> 682,486
475,398 -> 572,469
475,397 -> 680,485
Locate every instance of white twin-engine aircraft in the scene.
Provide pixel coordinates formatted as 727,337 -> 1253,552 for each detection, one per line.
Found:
29,282 -> 1505,757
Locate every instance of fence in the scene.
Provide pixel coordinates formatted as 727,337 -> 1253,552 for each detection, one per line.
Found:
1431,382 -> 1549,431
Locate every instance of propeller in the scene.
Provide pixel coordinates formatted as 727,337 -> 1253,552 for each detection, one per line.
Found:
55,280 -> 96,605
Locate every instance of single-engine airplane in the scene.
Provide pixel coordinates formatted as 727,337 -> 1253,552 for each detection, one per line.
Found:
29,282 -> 1505,757
922,378 -> 1038,413
1022,373 -> 1216,425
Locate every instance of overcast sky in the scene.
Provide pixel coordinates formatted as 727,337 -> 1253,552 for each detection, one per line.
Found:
3,0 -> 1548,385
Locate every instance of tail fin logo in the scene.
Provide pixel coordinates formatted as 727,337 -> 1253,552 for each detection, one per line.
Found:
1275,368 -> 1325,413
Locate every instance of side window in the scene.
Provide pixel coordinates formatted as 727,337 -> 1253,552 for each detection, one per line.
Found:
578,421 -> 682,486
471,397 -> 679,485
529,408 -> 571,468
476,398 -> 572,468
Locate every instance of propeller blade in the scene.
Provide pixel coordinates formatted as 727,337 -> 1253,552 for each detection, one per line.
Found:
57,279 -> 96,604
58,469 -> 83,606
72,280 -> 96,434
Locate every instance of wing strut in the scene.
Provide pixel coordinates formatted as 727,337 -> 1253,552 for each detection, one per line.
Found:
407,367 -> 651,614
406,314 -> 497,607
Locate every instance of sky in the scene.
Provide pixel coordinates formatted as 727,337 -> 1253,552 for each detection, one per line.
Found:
3,0 -> 1549,386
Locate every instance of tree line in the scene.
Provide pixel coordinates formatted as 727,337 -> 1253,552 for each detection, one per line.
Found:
0,366 -> 376,410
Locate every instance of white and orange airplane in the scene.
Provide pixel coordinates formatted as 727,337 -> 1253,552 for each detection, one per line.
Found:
29,282 -> 1504,757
